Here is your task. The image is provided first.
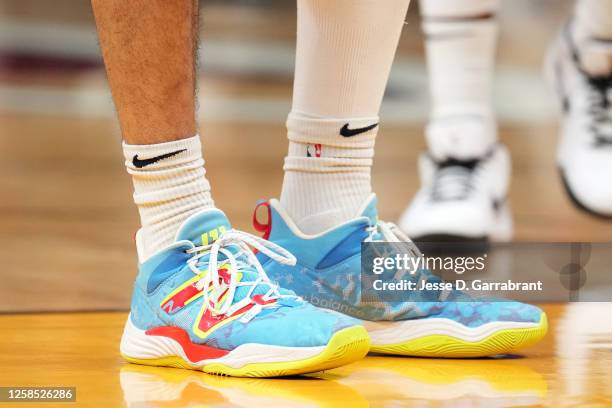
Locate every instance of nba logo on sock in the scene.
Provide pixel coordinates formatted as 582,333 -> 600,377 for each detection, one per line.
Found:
306,144 -> 322,158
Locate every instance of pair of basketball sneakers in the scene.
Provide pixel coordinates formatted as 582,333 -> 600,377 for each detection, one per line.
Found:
120,25 -> 612,377
119,148 -> 550,377
120,194 -> 547,377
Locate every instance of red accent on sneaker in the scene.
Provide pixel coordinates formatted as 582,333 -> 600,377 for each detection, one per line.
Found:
145,326 -> 230,361
160,269 -> 230,315
217,268 -> 230,285
252,294 -> 277,305
253,200 -> 271,241
161,284 -> 200,314
197,303 -> 253,333
195,296 -> 277,334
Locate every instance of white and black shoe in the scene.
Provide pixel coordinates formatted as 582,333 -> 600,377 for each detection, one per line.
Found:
546,22 -> 612,218
399,116 -> 512,242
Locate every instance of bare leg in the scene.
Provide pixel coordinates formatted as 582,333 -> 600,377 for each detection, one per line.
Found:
91,0 -> 213,259
91,0 -> 198,144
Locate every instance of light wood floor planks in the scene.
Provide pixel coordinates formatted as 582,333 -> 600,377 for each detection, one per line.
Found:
1,304 -> 611,406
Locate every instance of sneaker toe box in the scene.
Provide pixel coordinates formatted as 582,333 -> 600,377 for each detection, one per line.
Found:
562,156 -> 612,216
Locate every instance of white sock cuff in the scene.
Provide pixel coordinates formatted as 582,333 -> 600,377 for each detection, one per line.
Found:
287,112 -> 379,148
287,141 -> 374,159
575,0 -> 612,40
419,0 -> 499,18
122,134 -> 215,259
122,134 -> 212,205
423,16 -> 498,32
131,182 -> 209,206
284,156 -> 373,173
123,134 -> 203,170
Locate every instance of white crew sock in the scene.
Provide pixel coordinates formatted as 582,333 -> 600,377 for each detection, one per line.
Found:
123,135 -> 214,260
282,113 -> 378,234
575,0 -> 612,40
281,0 -> 410,234
419,0 -> 500,120
571,0 -> 612,78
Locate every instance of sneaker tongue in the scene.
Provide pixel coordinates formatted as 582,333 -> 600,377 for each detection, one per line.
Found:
580,40 -> 612,77
174,208 -> 232,246
358,194 -> 379,226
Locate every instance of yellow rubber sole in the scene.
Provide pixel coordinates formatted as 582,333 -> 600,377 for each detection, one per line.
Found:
370,314 -> 548,358
122,325 -> 370,377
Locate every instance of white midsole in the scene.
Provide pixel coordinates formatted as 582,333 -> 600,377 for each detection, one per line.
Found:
363,318 -> 539,346
120,314 -> 325,369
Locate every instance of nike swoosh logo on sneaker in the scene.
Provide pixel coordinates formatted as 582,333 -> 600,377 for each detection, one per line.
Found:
132,149 -> 187,168
340,123 -> 378,137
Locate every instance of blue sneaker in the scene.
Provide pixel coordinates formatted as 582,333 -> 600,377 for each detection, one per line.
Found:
254,195 -> 547,357
120,208 -> 370,377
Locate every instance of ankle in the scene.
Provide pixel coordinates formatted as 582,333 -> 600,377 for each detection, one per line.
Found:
280,112 -> 377,234
123,135 -> 214,259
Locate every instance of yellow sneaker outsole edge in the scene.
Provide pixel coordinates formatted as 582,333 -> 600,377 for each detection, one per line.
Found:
370,313 -> 548,358
122,325 -> 370,377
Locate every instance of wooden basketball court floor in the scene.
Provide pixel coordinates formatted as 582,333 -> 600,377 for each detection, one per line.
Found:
1,304 -> 612,406
2,1 -> 612,406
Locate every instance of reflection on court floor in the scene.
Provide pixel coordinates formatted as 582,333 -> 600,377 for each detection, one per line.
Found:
120,364 -> 369,408
120,357 -> 545,407
322,357 -> 545,406
1,305 -> 611,406
556,303 -> 612,405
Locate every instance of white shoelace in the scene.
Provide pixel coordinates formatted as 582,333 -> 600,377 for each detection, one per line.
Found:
366,220 -> 411,243
185,230 -> 297,318
431,165 -> 476,202
365,220 -> 422,270
364,220 -> 452,298
586,76 -> 612,146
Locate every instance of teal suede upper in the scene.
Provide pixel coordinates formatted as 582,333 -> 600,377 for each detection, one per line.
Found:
129,208 -> 360,350
259,196 -> 543,327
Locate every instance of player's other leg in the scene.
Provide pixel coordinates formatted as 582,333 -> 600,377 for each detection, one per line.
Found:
278,0 -> 411,235
547,0 -> 612,217
91,0 -> 368,377
398,0 -> 512,242
256,0 -> 546,358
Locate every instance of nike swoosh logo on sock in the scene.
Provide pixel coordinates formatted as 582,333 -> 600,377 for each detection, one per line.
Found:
340,123 -> 379,137
132,149 -> 187,168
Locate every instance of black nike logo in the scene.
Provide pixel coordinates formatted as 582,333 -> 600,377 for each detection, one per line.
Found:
132,149 -> 187,168
340,123 -> 378,137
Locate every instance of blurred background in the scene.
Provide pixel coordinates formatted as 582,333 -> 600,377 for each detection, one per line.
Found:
2,0 -> 611,313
